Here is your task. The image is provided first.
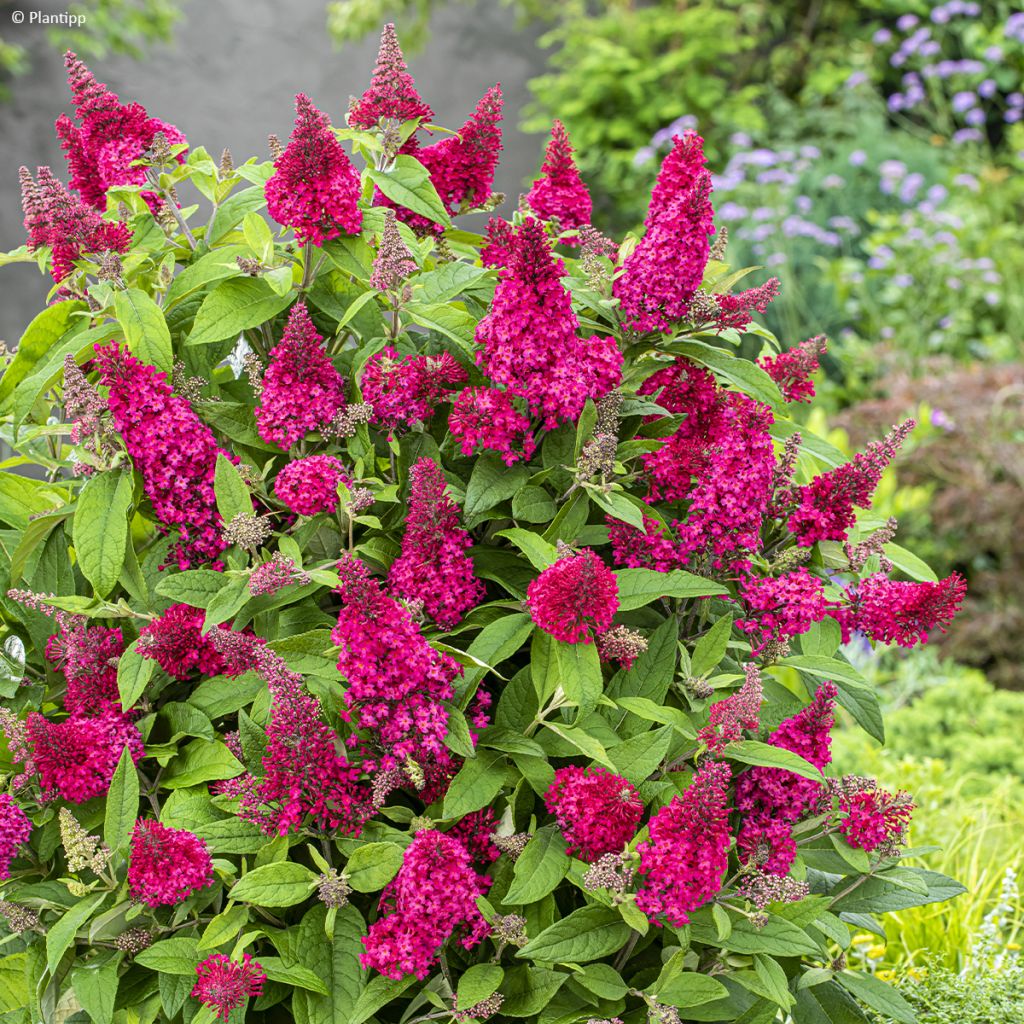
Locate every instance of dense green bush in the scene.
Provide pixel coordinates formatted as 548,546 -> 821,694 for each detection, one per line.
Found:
0,27 -> 970,1024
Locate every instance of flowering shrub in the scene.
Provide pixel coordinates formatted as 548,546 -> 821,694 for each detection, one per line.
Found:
0,26 -> 969,1024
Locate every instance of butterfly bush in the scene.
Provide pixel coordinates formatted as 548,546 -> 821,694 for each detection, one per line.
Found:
0,26 -> 968,1024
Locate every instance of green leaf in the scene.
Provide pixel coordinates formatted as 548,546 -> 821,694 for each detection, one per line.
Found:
499,966 -> 567,1017
607,725 -> 673,785
73,470 -> 133,598
573,963 -> 629,1000
243,211 -> 275,263
193,817 -> 268,854
117,641 -> 154,713
163,739 -> 242,789
134,937 -> 200,976
214,453 -> 252,523
71,957 -> 119,1024
346,843 -> 405,893
655,973 -> 729,1009
517,904 -> 630,964
558,639 -> 603,718
443,751 -> 506,819
292,904 -> 367,1024
114,287 -> 173,374
725,740 -> 825,783
188,276 -> 292,345
793,980 -> 870,1024
691,914 -> 821,956
46,893 -> 107,971
691,614 -> 734,678
837,971 -> 917,1024
208,186 -> 268,243
615,568 -> 727,610
831,868 -> 966,914
164,245 -> 246,310
229,862 -> 319,907
104,746 -> 140,853
504,825 -> 570,905
155,568 -> 229,608
512,486 -> 557,524
497,528 -> 558,572
198,905 -> 250,951
781,656 -> 884,743
349,974 -> 416,1024
883,543 -> 937,583
464,455 -> 530,522
457,965 -> 504,1011
0,300 -> 84,408
830,834 -> 871,874
404,302 -> 477,354
463,613 -> 534,684
367,155 -> 451,228
260,957 -> 330,994
669,339 -> 783,408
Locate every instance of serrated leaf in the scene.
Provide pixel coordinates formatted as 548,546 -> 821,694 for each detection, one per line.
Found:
188,276 -> 292,345
504,825 -> 570,905
73,470 -> 132,598
229,862 -> 318,907
117,640 -> 155,712
214,454 -> 252,523
103,746 -> 139,853
497,528 -> 558,572
367,155 -> 451,228
114,287 -> 172,373
517,905 -> 629,964
456,965 -> 504,1011
443,750 -> 506,819
346,843 -> 404,893
615,568 -> 727,610
725,740 -> 824,783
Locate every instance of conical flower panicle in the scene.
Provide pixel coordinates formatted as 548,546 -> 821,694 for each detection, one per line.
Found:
57,51 -> 187,210
255,303 -> 346,449
349,23 -> 434,131
265,93 -> 362,245
525,119 -> 592,238
646,131 -> 707,227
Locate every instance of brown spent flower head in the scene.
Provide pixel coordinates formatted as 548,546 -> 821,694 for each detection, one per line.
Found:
219,148 -> 234,177
268,134 -> 284,160
453,992 -> 505,1023
492,831 -> 531,861
709,224 -> 729,261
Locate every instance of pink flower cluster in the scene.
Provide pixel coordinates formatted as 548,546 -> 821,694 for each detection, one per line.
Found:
265,93 -> 362,245
525,120 -> 592,239
389,458 -> 483,629
476,218 -> 621,429
333,554 -> 462,772
360,829 -> 489,979
480,217 -> 514,268
788,421 -> 915,546
636,760 -> 732,927
759,335 -> 827,403
0,795 -> 31,879
737,569 -> 832,651
25,710 -> 143,804
710,278 -> 781,331
449,386 -> 536,465
839,786 -> 914,852
274,454 -> 351,516
127,819 -> 213,906
734,683 -> 837,875
607,515 -> 686,573
138,603 -> 248,681
348,24 -> 434,132
56,51 -> 186,210
544,766 -> 643,862
699,663 -> 763,751
836,572 -> 966,648
255,303 -> 346,449
614,134 -> 715,333
93,342 -> 229,570
249,555 -> 309,597
210,631 -> 371,836
20,165 -> 131,283
640,360 -> 775,567
361,349 -> 466,437
45,616 -> 123,715
192,954 -> 266,1022
526,548 -> 618,644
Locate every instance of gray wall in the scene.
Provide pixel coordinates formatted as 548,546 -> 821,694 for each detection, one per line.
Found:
0,0 -> 547,343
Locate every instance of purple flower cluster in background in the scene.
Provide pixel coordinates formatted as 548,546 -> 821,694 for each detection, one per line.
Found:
870,5 -> 1024,137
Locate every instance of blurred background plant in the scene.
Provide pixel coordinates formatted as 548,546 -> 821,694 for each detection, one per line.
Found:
0,0 -> 177,100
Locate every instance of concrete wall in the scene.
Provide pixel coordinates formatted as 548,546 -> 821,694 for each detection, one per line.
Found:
0,0 -> 547,343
